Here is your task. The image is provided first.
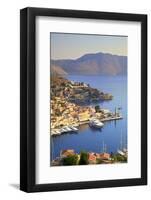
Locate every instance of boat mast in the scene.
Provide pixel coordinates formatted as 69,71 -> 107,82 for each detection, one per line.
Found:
102,141 -> 107,153
123,134 -> 127,150
104,144 -> 107,153
120,132 -> 123,150
115,107 -> 117,116
102,141 -> 105,152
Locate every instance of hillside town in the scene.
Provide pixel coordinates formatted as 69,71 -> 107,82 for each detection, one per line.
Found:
51,75 -> 121,136
51,75 -> 113,104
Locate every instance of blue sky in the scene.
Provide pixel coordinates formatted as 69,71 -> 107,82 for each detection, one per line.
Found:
51,33 -> 127,60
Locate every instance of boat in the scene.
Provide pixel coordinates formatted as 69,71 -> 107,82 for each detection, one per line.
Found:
51,131 -> 56,136
122,148 -> 127,153
95,122 -> 104,128
117,149 -> 125,156
70,126 -> 78,132
51,130 -> 59,136
63,126 -> 72,132
55,130 -> 61,135
89,119 -> 104,128
61,128 -> 67,133
117,132 -> 127,155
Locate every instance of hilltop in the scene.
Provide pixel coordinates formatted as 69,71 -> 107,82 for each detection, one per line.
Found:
51,52 -> 127,75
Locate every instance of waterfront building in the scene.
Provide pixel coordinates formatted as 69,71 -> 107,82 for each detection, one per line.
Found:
78,111 -> 91,122
88,153 -> 97,164
99,153 -> 110,160
60,149 -> 75,158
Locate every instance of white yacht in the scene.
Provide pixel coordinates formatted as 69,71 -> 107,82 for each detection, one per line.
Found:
63,126 -> 72,132
89,119 -> 104,128
51,130 -> 56,136
122,148 -> 127,153
55,130 -> 61,135
117,149 -> 125,156
61,128 -> 67,133
70,126 -> 78,132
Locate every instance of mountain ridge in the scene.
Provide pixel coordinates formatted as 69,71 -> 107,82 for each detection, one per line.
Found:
51,52 -> 127,75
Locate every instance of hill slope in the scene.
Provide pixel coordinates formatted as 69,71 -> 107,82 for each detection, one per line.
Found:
51,52 -> 127,75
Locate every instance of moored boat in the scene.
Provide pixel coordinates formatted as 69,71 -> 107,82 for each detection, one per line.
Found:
89,119 -> 104,128
55,130 -> 61,135
117,149 -> 125,156
70,126 -> 78,132
61,128 -> 67,133
64,126 -> 72,132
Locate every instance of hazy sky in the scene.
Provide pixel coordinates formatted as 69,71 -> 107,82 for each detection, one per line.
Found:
51,33 -> 127,60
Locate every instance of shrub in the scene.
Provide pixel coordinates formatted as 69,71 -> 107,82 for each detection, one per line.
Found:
95,105 -> 100,113
79,151 -> 89,165
62,155 -> 78,166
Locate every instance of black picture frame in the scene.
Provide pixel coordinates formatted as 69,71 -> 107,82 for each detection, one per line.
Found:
20,7 -> 147,192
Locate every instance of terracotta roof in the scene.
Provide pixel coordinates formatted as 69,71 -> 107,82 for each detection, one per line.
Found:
88,153 -> 96,161
61,149 -> 75,157
100,153 -> 110,160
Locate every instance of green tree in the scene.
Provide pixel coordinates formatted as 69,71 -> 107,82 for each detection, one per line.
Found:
96,158 -> 103,164
112,154 -> 127,162
95,105 -> 100,113
62,155 -> 78,166
79,151 -> 88,165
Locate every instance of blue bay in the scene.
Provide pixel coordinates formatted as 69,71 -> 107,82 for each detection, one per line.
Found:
51,75 -> 127,160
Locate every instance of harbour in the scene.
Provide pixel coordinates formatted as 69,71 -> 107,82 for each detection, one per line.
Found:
51,75 -> 127,161
51,113 -> 123,136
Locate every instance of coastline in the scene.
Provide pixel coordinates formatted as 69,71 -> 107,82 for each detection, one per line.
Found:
51,74 -> 118,136
51,114 -> 123,136
50,74 -> 127,162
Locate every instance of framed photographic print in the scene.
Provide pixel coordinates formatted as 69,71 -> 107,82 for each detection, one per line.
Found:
20,7 -> 147,192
